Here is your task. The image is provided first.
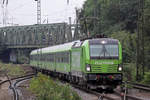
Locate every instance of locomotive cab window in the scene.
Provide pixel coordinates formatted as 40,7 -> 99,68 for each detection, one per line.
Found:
90,43 -> 119,59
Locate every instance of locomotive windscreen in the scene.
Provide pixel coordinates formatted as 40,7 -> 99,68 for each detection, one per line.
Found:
89,39 -> 119,59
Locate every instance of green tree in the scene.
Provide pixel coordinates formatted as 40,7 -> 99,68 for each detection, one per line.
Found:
79,0 -> 139,35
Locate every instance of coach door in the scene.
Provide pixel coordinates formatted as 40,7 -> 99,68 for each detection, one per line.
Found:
71,48 -> 83,77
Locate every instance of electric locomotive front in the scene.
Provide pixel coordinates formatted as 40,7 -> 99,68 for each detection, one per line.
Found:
82,38 -> 122,88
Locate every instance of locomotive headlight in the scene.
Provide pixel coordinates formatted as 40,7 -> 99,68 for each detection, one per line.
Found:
118,64 -> 122,71
101,41 -> 107,44
86,64 -> 91,72
118,66 -> 122,71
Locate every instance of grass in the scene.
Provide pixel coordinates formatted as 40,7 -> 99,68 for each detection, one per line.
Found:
29,73 -> 82,100
0,62 -> 25,77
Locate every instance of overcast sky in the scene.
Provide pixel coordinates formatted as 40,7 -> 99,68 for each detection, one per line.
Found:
0,0 -> 86,26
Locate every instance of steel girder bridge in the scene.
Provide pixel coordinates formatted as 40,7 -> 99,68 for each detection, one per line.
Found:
0,23 -> 83,63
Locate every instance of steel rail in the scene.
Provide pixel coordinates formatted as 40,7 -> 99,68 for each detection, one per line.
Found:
13,75 -> 35,100
72,83 -> 147,100
114,90 -> 145,100
71,84 -> 121,100
0,73 -> 36,100
4,74 -> 19,100
125,81 -> 150,92
0,73 -> 36,85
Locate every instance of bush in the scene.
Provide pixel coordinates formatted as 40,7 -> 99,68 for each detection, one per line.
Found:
123,63 -> 137,82
29,73 -> 81,100
142,71 -> 150,85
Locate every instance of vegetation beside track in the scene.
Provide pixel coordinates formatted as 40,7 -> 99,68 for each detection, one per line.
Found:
141,71 -> 150,85
0,62 -> 25,77
29,73 -> 81,100
123,63 -> 150,85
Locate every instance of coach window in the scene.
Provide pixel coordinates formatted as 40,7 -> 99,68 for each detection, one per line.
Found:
33,55 -> 34,61
44,54 -> 46,61
60,52 -> 63,63
56,53 -> 58,62
32,55 -> 33,60
41,54 -> 43,61
59,53 -> 62,63
63,52 -> 68,63
63,52 -> 66,63
52,54 -> 54,62
35,55 -> 38,61
61,53 -> 63,63
33,55 -> 35,61
56,53 -> 59,62
32,55 -> 35,60
33,55 -> 34,60
30,55 -> 32,60
39,55 -> 41,61
49,54 -> 51,61
34,55 -> 36,61
40,54 -> 42,61
45,54 -> 47,61
47,54 -> 50,61
59,53 -> 61,63
43,54 -> 45,61
60,53 -> 63,63
49,54 -> 53,62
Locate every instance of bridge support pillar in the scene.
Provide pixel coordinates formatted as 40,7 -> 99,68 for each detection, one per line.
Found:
0,47 -> 9,62
10,50 -> 17,63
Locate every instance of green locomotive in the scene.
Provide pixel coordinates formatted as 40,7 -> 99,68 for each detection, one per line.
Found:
30,38 -> 122,89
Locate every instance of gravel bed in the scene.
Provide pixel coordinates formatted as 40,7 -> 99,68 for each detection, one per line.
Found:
128,88 -> 150,100
72,87 -> 99,100
17,80 -> 36,100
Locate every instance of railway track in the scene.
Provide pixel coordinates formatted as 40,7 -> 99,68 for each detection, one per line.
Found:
72,84 -> 121,100
0,73 -> 36,100
114,90 -> 146,100
71,83 -> 149,100
89,89 -> 147,100
124,81 -> 150,92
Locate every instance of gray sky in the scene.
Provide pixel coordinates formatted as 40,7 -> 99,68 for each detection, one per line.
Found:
0,0 -> 86,26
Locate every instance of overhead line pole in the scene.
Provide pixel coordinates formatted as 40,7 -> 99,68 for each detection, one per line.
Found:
136,0 -> 145,81
35,0 -> 41,67
35,0 -> 41,24
140,0 -> 145,76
